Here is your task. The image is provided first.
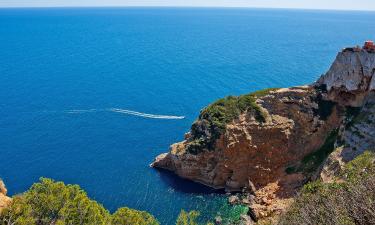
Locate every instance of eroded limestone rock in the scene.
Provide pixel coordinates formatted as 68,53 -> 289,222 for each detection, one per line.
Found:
317,49 -> 375,106
0,180 -> 11,211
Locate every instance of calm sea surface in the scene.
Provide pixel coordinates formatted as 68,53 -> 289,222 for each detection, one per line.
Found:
1,7 -> 375,224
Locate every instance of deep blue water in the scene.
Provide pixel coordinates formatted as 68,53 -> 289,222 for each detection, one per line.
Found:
1,7 -> 375,224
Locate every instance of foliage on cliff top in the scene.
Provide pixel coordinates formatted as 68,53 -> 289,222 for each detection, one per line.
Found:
199,88 -> 279,129
200,94 -> 262,130
187,88 -> 278,154
279,151 -> 375,225
0,178 -> 159,225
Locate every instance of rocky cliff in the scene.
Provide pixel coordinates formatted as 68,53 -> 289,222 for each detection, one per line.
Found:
0,180 -> 11,212
153,87 -> 342,189
152,47 -> 375,220
318,49 -> 375,181
317,49 -> 375,106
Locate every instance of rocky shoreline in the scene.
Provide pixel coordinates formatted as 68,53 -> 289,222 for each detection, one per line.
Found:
152,46 -> 375,222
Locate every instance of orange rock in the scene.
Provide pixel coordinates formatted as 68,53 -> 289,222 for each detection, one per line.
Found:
0,180 -> 11,212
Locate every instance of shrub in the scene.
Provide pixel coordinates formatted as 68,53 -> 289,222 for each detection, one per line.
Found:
0,196 -> 35,225
0,178 -> 159,225
111,207 -> 159,225
278,151 -> 375,225
199,93 -> 267,130
176,210 -> 200,225
187,88 -> 278,154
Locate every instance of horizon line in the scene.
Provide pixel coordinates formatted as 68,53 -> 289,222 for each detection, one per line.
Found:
0,5 -> 374,12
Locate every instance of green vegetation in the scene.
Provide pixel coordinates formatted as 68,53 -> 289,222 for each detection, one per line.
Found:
216,204 -> 249,225
279,151 -> 375,225
176,210 -> 200,225
0,179 -> 246,225
0,178 -> 159,225
286,129 -> 338,175
200,94 -> 266,130
187,88 -> 278,154
343,151 -> 375,181
175,204 -> 248,225
250,88 -> 280,98
112,208 -> 159,225
185,137 -> 207,155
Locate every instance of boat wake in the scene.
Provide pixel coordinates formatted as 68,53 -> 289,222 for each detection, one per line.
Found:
62,108 -> 185,120
107,108 -> 185,120
65,109 -> 99,114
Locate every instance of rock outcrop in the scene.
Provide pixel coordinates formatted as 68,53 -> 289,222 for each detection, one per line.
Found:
152,87 -> 342,191
152,45 -> 375,220
318,49 -> 375,93
0,180 -> 11,211
318,49 -> 375,181
317,49 -> 375,107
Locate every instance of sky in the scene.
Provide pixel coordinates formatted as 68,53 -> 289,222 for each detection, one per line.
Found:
0,0 -> 375,11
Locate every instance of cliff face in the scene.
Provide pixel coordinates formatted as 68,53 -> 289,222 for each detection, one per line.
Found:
0,180 -> 11,211
151,47 -> 375,219
318,49 -> 375,181
152,87 -> 342,192
318,50 -> 375,94
315,50 -> 375,115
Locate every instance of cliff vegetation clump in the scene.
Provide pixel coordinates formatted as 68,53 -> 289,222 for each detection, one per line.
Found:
187,88 -> 278,154
279,151 -> 375,225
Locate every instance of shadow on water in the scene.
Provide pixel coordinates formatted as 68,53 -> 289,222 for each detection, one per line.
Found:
155,168 -> 226,194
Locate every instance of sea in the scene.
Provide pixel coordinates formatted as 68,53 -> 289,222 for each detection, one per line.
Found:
0,7 -> 375,224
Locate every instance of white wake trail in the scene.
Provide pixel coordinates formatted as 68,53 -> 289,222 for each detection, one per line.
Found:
107,108 -> 185,120
65,109 -> 99,114
61,108 -> 185,120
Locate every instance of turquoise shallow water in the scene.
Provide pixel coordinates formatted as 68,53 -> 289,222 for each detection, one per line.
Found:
0,7 -> 375,224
